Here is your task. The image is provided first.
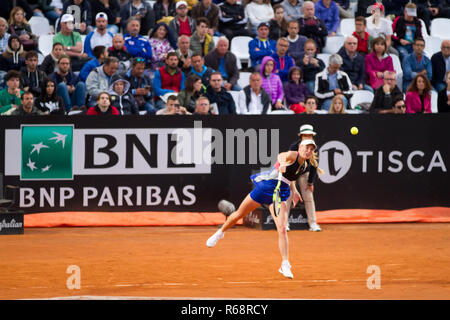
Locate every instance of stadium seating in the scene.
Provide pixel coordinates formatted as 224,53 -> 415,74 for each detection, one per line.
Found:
317,53 -> 331,68
29,16 -> 52,37
431,90 -> 438,113
322,36 -> 345,54
237,72 -> 251,89
350,90 -> 374,110
390,54 -> 403,92
38,34 -> 54,57
228,90 -> 240,112
420,19 -> 429,38
146,0 -> 156,8
212,36 -> 219,47
424,36 -> 443,58
269,109 -> 295,115
230,36 -> 252,69
430,18 -> 450,40
338,18 -> 355,37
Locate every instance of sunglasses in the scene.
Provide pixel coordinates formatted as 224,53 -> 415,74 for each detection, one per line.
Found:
135,58 -> 145,62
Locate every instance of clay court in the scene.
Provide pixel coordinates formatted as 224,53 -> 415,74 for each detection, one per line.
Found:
1,222 -> 449,300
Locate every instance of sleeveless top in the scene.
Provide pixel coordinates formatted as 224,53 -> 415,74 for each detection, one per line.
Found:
274,152 -> 308,182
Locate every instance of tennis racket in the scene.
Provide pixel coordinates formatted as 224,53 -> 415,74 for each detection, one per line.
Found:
272,171 -> 283,217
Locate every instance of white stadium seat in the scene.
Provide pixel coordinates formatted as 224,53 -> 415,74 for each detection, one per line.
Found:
420,19 -> 429,38
350,90 -> 374,110
213,36 -> 220,47
230,36 -> 252,69
339,18 -> 355,37
390,54 -> 403,92
317,53 -> 331,68
431,90 -> 438,113
228,90 -> 240,112
322,36 -> 345,54
424,36 -> 443,58
269,109 -> 295,115
237,72 -> 251,89
38,34 -> 54,57
29,16 -> 52,36
430,18 -> 450,40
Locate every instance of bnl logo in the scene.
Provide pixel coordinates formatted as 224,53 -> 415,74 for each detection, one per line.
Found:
21,125 -> 74,180
318,141 -> 352,183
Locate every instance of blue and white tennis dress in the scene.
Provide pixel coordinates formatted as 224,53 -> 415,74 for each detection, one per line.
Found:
249,153 -> 308,205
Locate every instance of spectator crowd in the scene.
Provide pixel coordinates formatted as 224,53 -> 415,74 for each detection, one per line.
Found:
0,0 -> 449,116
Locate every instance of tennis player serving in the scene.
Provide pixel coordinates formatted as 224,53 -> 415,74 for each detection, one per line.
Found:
206,139 -> 318,279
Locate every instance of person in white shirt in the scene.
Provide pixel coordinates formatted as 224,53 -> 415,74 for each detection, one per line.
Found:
365,2 -> 398,56
84,12 -> 114,58
238,72 -> 272,114
244,0 -> 275,34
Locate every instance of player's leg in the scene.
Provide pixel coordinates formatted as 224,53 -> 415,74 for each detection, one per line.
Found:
270,202 -> 293,278
298,173 -> 321,231
206,194 -> 260,247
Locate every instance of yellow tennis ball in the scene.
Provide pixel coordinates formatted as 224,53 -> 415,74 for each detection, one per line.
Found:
351,126 -> 359,135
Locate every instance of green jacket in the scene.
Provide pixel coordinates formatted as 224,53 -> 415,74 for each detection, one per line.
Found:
189,31 -> 215,57
0,89 -> 23,114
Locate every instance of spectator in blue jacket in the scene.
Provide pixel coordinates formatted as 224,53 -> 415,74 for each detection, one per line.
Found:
83,12 -> 114,58
248,22 -> 277,69
79,45 -> 107,82
402,37 -> 432,92
314,0 -> 340,36
124,17 -> 152,67
272,37 -> 295,83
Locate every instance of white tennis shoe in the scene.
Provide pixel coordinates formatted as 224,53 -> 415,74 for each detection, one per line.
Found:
309,223 -> 322,232
206,229 -> 224,247
279,261 -> 294,279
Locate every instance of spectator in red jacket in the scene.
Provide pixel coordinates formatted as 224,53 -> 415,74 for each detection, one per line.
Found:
87,91 -> 120,115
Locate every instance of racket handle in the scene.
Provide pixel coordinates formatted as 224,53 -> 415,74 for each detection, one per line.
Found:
277,171 -> 282,180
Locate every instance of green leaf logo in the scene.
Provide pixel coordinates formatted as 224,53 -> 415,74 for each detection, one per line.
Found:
21,125 -> 74,180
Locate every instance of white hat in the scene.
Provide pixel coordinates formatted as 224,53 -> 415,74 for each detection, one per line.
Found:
300,139 -> 317,149
60,14 -> 74,23
96,12 -> 108,21
299,124 -> 316,136
176,1 -> 188,9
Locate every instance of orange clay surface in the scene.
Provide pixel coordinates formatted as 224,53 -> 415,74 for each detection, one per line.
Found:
0,223 -> 449,300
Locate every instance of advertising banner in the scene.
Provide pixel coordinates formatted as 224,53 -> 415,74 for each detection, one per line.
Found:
1,114 -> 448,213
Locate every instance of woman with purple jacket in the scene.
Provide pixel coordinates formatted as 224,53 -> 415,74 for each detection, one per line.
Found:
284,66 -> 310,113
260,56 -> 284,110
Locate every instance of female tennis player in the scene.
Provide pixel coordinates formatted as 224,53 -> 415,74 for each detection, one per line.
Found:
206,139 -> 317,279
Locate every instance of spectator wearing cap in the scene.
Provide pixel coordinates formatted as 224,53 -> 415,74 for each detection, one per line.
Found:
124,17 -> 153,67
218,0 -> 255,40
272,37 -> 295,83
245,0 -> 275,34
392,3 -> 423,62
298,1 -> 328,52
248,22 -> 277,69
190,18 -> 215,57
124,57 -> 155,114
53,14 -> 88,71
314,0 -> 340,37
153,51 -> 186,110
191,0 -> 220,36
84,12 -> 114,58
365,2 -> 396,56
120,0 -> 155,36
204,36 -> 241,91
61,0 -> 93,35
168,1 -> 196,39
90,0 -> 121,34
